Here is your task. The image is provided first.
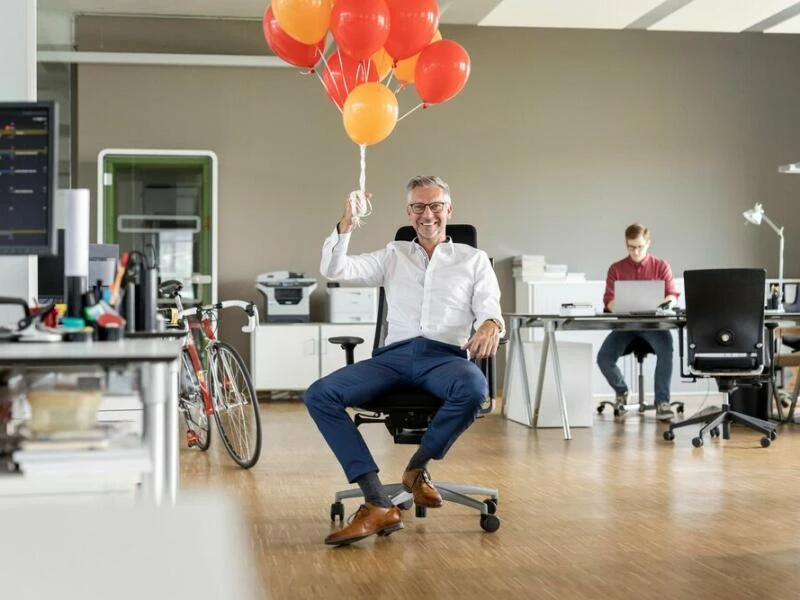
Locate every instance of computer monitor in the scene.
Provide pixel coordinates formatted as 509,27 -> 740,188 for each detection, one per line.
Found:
0,101 -> 58,255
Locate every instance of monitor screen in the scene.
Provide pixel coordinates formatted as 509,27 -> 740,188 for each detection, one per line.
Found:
0,101 -> 58,256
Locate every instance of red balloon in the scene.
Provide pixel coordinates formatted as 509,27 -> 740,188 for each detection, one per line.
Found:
322,52 -> 380,109
384,0 -> 439,61
415,40 -> 471,105
262,6 -> 324,69
331,0 -> 391,61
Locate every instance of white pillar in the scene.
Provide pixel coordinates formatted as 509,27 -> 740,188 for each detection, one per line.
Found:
0,0 -> 38,325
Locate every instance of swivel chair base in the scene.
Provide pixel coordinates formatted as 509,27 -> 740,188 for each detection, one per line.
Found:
662,396 -> 777,448
330,481 -> 501,533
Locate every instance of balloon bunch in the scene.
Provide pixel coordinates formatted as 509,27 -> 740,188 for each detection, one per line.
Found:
262,0 -> 471,147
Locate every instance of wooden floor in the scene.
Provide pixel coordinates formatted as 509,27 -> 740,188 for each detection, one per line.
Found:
181,396 -> 800,600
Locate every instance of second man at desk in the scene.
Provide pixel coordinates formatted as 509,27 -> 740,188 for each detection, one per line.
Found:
598,223 -> 679,420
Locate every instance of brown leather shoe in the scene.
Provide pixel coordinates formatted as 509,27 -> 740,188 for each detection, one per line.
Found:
324,504 -> 403,546
402,468 -> 443,508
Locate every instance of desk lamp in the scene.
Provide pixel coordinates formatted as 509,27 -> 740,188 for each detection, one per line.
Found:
743,203 -> 784,312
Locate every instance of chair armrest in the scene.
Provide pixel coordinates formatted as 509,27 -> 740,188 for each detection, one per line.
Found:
328,336 -> 365,366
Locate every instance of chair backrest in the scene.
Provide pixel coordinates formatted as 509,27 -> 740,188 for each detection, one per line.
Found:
684,268 -> 765,373
372,225 -> 478,350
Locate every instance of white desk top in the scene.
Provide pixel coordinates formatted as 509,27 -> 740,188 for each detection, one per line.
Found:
0,339 -> 183,366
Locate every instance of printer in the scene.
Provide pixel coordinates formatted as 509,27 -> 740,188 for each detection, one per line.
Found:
255,271 -> 318,323
326,284 -> 378,323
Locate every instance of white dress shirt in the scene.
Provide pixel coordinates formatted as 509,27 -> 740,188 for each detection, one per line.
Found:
320,228 -> 504,348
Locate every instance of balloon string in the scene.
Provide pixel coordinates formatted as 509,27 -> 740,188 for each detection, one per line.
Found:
398,102 -> 424,122
316,51 -> 343,115
337,48 -> 350,97
359,144 -> 366,195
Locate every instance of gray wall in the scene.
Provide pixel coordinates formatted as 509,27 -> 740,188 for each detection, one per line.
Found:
76,25 -> 800,369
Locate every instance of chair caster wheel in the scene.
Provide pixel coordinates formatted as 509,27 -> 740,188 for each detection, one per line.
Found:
761,436 -> 771,448
769,430 -> 777,441
483,498 -> 498,515
677,405 -> 685,415
397,499 -> 413,511
597,405 -> 605,414
692,437 -> 704,448
663,430 -> 675,441
330,501 -> 344,523
415,505 -> 427,518
613,409 -> 620,417
480,514 -> 500,533
710,427 -> 720,438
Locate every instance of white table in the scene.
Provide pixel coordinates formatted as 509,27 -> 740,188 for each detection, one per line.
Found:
0,339 -> 182,504
503,313 -> 684,440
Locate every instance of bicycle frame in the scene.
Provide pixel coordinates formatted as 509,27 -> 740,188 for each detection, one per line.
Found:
172,296 -> 258,418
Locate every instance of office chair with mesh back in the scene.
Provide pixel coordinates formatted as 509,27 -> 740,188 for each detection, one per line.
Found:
663,268 -> 777,448
326,225 -> 501,533
596,337 -> 685,417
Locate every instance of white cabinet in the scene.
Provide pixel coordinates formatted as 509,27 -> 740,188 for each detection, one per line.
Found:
252,324 -> 320,390
320,324 -> 375,377
251,323 -> 375,391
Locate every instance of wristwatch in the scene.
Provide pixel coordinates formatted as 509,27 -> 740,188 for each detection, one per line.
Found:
486,318 -> 503,334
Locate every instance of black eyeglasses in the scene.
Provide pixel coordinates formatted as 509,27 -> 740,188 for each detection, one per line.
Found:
408,202 -> 449,214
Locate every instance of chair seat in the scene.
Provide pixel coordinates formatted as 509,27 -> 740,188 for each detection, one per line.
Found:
359,387 -> 443,412
623,338 -> 655,361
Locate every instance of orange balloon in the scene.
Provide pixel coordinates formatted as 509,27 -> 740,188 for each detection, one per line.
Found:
371,48 -> 393,81
392,30 -> 442,84
272,0 -> 333,45
342,82 -> 398,145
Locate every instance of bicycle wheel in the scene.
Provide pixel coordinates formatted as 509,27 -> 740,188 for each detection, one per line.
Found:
179,350 -> 212,451
208,341 -> 262,468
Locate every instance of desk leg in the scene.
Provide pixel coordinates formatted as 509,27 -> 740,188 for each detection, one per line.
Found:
140,362 -> 166,505
546,325 -> 572,440
165,359 -> 180,504
503,317 -> 533,427
501,319 -> 515,420
532,327 -> 549,428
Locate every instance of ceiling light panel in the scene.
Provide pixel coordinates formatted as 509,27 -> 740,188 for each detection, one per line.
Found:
649,0 -> 799,32
480,0 -> 666,29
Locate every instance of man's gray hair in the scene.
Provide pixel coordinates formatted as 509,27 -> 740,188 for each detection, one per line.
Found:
405,175 -> 451,204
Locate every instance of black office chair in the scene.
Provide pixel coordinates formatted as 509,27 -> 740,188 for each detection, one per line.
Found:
663,269 -> 777,448
326,224 -> 501,533
596,337 -> 685,416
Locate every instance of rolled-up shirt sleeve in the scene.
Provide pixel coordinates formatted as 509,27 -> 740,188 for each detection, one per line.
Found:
320,227 -> 386,286
471,251 -> 504,334
662,262 -> 680,298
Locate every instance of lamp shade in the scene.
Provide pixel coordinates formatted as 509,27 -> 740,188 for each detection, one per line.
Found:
743,203 -> 764,225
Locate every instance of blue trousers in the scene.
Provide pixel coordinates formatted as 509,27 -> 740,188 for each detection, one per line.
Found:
596,330 -> 673,404
304,337 -> 487,483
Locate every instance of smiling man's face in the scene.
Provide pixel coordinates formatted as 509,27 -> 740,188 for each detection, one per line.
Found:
407,185 -> 452,244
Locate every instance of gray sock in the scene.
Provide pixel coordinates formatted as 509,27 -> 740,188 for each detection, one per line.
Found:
406,446 -> 433,473
355,471 -> 393,508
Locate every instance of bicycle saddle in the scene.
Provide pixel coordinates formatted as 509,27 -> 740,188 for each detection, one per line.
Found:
159,279 -> 183,298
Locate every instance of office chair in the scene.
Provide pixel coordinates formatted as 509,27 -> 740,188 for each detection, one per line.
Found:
663,269 -> 777,448
596,337 -> 685,416
326,224 -> 501,533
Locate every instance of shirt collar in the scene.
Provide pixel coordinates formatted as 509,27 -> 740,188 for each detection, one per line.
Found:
625,254 -> 652,268
409,236 -> 454,257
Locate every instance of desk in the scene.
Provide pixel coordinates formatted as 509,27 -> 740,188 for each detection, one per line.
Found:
502,313 -> 684,440
0,339 -> 182,504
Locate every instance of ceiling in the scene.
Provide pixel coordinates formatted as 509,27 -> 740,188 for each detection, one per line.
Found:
37,0 -> 800,47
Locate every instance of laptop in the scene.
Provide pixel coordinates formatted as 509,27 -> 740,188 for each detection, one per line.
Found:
613,280 -> 665,314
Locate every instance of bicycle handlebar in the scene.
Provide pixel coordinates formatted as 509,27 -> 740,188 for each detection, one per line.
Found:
177,300 -> 260,333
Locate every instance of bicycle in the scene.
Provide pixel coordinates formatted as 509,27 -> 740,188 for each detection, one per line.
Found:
159,280 -> 262,469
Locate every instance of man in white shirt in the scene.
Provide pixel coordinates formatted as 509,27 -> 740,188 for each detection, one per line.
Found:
305,175 -> 503,547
